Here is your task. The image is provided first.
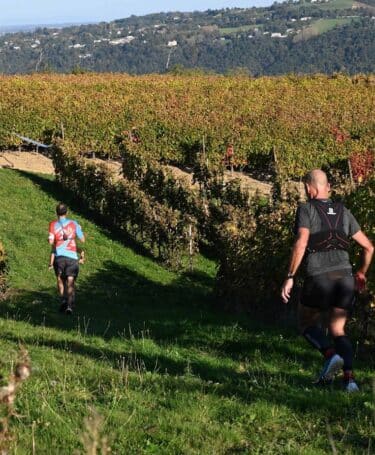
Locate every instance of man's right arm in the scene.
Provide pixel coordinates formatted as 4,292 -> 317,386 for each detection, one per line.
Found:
281,227 -> 310,303
281,203 -> 311,304
48,222 -> 55,245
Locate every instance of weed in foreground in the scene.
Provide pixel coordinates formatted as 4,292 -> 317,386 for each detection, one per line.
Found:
0,347 -> 31,454
75,407 -> 111,455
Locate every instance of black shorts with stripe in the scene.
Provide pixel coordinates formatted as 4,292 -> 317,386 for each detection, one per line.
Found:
301,269 -> 356,311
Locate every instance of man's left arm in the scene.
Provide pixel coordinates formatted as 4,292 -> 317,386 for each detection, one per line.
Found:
352,230 -> 374,292
281,227 -> 310,303
75,222 -> 85,243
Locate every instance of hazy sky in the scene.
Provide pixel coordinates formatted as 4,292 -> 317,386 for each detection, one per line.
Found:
0,1 -> 274,26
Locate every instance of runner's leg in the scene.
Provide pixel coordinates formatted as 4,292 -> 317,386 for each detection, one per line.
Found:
298,302 -> 344,383
298,303 -> 334,356
54,257 -> 68,311
329,307 -> 354,379
57,275 -> 68,312
329,273 -> 358,391
65,276 -> 75,310
56,275 -> 65,299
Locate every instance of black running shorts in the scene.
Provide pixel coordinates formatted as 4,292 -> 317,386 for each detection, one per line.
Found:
54,256 -> 79,279
301,270 -> 356,311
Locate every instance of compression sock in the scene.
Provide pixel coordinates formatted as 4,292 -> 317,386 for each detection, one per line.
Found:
303,326 -> 334,357
343,370 -> 355,381
334,336 -> 353,371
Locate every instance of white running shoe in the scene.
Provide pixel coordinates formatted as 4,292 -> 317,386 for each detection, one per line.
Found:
65,306 -> 73,315
344,380 -> 359,393
315,354 -> 344,384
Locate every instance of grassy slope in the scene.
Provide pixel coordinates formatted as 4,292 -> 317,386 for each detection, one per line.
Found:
309,17 -> 354,34
0,169 -> 373,454
319,0 -> 354,9
219,25 -> 258,35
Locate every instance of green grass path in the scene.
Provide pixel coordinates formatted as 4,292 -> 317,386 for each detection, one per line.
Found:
0,169 -> 373,454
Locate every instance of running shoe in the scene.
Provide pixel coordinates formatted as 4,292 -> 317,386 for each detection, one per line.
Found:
315,354 -> 344,384
59,298 -> 67,313
65,306 -> 73,315
344,379 -> 359,393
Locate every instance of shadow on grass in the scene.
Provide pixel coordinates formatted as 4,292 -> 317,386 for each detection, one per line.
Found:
2,254 -> 309,360
3,169 -> 369,422
0,258 -> 333,400
1,326 -> 369,421
0,259 -> 216,338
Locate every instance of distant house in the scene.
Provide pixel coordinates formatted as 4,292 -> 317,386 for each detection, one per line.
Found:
167,40 -> 178,47
68,43 -> 86,49
109,36 -> 135,45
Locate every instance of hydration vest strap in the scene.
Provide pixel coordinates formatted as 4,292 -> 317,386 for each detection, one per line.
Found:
311,200 -> 343,231
307,201 -> 350,253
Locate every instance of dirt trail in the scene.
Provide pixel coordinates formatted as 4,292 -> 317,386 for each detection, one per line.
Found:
165,165 -> 272,198
0,151 -> 122,177
0,151 -> 55,174
90,158 -> 123,177
0,151 -> 273,198
223,170 -> 272,197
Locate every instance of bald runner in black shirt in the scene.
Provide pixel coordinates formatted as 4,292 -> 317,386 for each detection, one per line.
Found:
281,170 -> 373,392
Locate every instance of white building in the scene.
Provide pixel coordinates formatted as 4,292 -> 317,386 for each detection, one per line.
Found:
68,43 -> 86,49
109,36 -> 135,45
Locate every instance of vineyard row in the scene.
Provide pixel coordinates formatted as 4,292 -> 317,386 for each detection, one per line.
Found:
0,73 -> 374,177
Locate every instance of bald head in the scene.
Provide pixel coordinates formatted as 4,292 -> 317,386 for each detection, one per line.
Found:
305,169 -> 328,187
304,169 -> 330,199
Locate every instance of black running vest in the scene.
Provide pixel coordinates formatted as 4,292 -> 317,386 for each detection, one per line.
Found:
307,200 -> 350,253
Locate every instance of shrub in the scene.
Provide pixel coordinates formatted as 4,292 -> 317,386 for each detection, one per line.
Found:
52,142 -> 197,268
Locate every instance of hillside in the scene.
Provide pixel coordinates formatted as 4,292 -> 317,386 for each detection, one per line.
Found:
0,168 -> 373,452
0,0 -> 374,75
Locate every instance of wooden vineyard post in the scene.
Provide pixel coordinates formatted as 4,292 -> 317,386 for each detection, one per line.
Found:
202,135 -> 207,165
273,146 -> 279,176
226,144 -> 234,175
348,157 -> 355,188
202,135 -> 208,202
